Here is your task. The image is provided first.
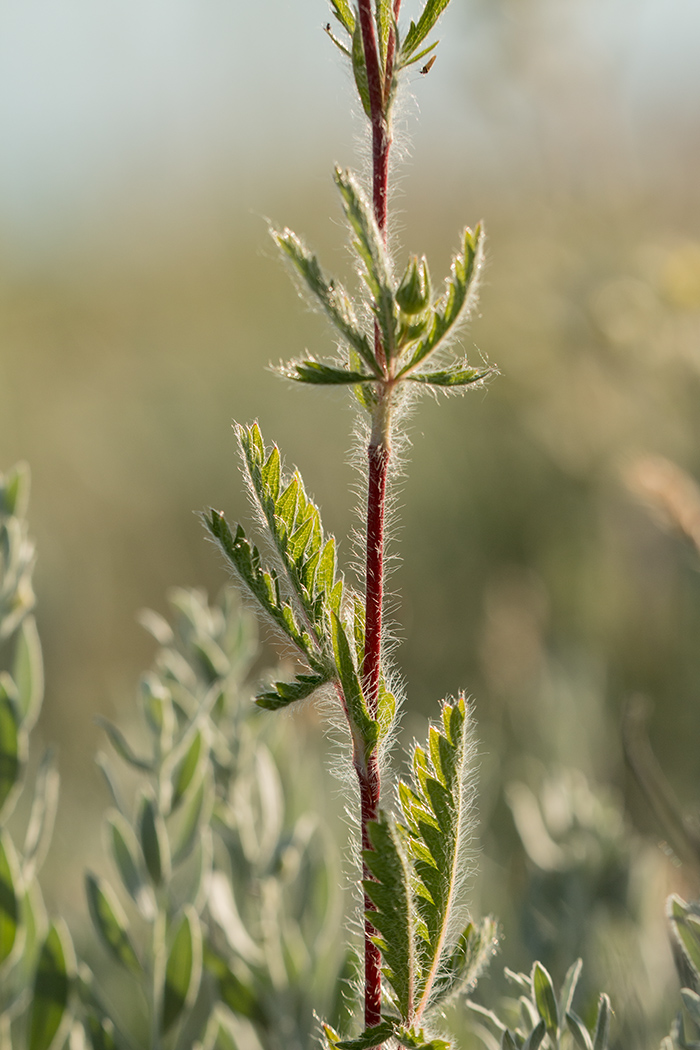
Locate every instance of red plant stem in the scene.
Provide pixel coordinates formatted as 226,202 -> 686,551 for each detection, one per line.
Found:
355,2 -> 397,1036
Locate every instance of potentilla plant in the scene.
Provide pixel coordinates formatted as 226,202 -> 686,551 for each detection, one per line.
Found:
205,2 -> 524,1047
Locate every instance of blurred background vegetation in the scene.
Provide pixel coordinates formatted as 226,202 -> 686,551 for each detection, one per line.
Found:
1,0 -> 700,1042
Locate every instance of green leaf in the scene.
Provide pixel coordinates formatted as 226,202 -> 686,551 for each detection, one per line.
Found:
0,674 -> 24,819
682,988 -> 700,1025
334,1021 -> 397,1050
331,614 -> 378,754
669,895 -> 700,980
271,227 -> 378,373
0,461 -> 30,518
400,0 -> 451,62
106,811 -> 155,920
171,773 -> 214,866
95,718 -> 153,772
398,225 -> 484,377
85,873 -> 141,975
0,830 -> 20,968
138,794 -> 170,885
283,360 -> 375,386
261,445 -> 281,503
255,672 -> 329,711
203,946 -> 266,1025
334,167 -> 396,360
139,674 -> 174,749
329,0 -> 355,34
397,256 -> 432,316
396,1026 -> 451,1050
12,615 -> 43,732
559,958 -> 583,1019
431,917 -> 499,1004
593,994 -> 611,1050
523,1020 -> 546,1050
532,962 -> 558,1036
83,1014 -> 119,1050
28,920 -> 74,1050
363,811 -> 416,1019
376,0 -> 392,68
566,1012 -> 594,1050
398,696 -> 476,1015
351,20 -> 372,119
501,1032 -> 517,1050
406,364 -> 494,389
162,906 -> 202,1032
22,748 -> 59,880
171,729 -> 206,811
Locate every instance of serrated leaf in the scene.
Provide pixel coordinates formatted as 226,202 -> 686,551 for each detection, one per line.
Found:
331,614 -> 377,753
334,1020 -> 396,1050
351,20 -> 372,119
85,874 -> 141,975
106,812 -> 155,920
28,920 -> 73,1050
255,672 -> 329,711
329,0 -> 355,34
406,365 -> 493,388
532,962 -> 558,1036
13,615 -> 43,732
593,994 -> 611,1050
399,696 -> 476,1016
162,906 -> 202,1032
0,675 -> 24,818
334,167 -> 395,360
283,360 -> 376,386
261,445 -> 281,502
363,812 -> 415,1019
0,830 -> 20,967
271,228 -> 378,372
400,0 -> 451,61
398,226 -> 484,377
431,917 -> 498,1004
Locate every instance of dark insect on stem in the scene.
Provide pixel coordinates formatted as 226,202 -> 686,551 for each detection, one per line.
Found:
420,55 -> 436,75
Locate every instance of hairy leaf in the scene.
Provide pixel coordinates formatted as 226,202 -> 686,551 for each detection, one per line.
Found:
329,0 -> 355,34
398,696 -> 476,1016
334,167 -> 396,360
398,226 -> 483,377
351,20 -> 372,119
256,671 -> 330,711
271,227 -> 378,372
400,0 -> 451,62
406,364 -> 494,389
331,613 -> 378,754
363,812 -> 415,1019
282,360 -> 376,386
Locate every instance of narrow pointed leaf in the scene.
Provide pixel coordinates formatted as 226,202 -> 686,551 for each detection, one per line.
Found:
138,794 -> 170,885
85,874 -> 141,975
171,730 -> 206,811
566,1012 -> 594,1050
400,0 -> 450,61
330,0 -> 355,34
331,614 -> 377,752
28,920 -> 73,1050
95,718 -> 153,772
283,361 -> 376,386
593,994 -> 611,1050
0,831 -> 19,967
107,812 -> 154,920
405,365 -> 493,388
682,989 -> 700,1025
523,1020 -> 546,1050
334,1020 -> 396,1050
351,21 -> 372,118
13,615 -> 43,732
162,906 -> 202,1032
532,962 -> 558,1036
0,676 -> 23,817
559,958 -> 583,1019
255,672 -> 329,711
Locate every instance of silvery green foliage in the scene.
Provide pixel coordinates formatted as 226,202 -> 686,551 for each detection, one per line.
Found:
80,586 -> 349,1050
0,465 -> 73,1050
664,895 -> 700,1049
467,960 -> 610,1050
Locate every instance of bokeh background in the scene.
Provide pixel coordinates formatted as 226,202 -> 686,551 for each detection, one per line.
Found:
2,0 -> 700,1041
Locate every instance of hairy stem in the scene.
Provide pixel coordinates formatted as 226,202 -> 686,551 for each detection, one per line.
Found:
355,3 -> 397,1032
